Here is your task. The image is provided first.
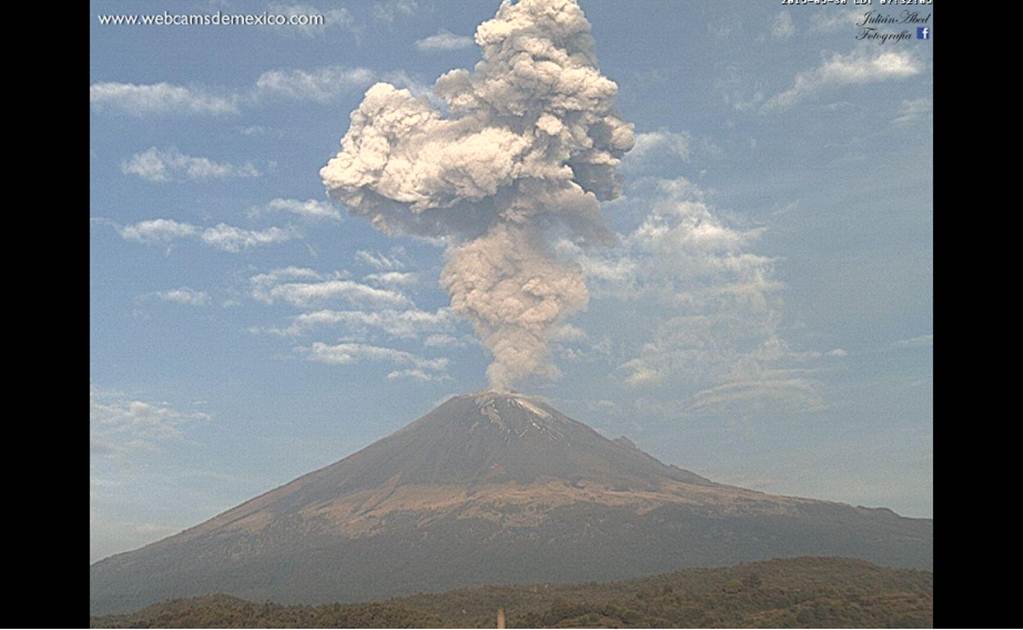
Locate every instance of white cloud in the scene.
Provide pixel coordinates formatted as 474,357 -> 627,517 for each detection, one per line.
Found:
576,178 -> 776,309
259,198 -> 341,221
423,333 -> 468,348
90,82 -> 239,115
247,266 -> 322,285
893,334 -> 932,349
91,387 -> 211,455
386,368 -> 449,382
250,268 -> 410,309
763,49 -> 923,112
415,29 -> 473,51
809,10 -> 863,33
118,219 -> 198,244
669,337 -> 832,417
254,306 -> 453,338
372,0 -> 418,23
892,97 -> 932,126
200,224 -> 298,252
628,130 -> 691,163
121,147 -> 261,182
684,376 -> 826,417
92,62 -> 380,117
93,57 -> 438,121
356,250 -> 405,271
254,65 -> 376,102
116,219 -> 298,252
300,341 -> 449,380
238,125 -> 283,137
770,12 -> 795,40
265,3 -> 356,38
616,313 -> 778,389
364,271 -> 417,287
715,65 -> 765,112
621,363 -> 663,387
624,131 -> 721,176
154,287 -> 210,305
555,176 -> 836,413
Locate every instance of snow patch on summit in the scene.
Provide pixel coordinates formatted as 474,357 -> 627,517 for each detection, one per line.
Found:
478,398 -> 506,430
513,397 -> 551,419
468,392 -> 566,440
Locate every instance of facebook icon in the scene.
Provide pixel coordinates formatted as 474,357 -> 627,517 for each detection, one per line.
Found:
917,26 -> 930,40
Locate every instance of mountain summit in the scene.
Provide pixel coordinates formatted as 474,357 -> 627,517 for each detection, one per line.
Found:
91,392 -> 932,615
340,390 -> 712,489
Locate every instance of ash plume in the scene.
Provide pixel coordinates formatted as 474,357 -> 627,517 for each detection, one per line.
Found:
320,0 -> 634,389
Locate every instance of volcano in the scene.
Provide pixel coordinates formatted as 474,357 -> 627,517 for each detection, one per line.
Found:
90,391 -> 932,615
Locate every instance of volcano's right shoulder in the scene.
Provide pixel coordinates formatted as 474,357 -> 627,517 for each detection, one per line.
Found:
89,393 -> 932,616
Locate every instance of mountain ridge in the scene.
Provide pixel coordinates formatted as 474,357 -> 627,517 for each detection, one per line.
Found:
90,391 -> 931,615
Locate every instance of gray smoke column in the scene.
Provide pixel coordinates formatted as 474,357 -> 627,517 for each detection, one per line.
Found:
320,0 -> 634,389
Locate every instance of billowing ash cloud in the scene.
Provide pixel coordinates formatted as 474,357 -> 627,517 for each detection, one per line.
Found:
320,0 -> 634,389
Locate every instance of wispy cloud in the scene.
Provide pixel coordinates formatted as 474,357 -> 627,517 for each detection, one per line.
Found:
554,176 -> 840,416
372,0 -> 418,23
249,268 -> 410,309
770,12 -> 795,40
254,65 -> 377,102
151,287 -> 210,306
92,64 -> 387,116
683,337 -> 835,416
200,224 -> 297,252
90,82 -> 239,116
364,271 -> 417,287
250,198 -> 341,222
299,341 -> 449,381
91,387 -> 211,456
892,97 -> 932,126
423,333 -> 469,348
238,125 -> 284,137
121,147 -> 260,182
557,177 -> 782,389
265,3 -> 356,38
893,334 -> 932,349
356,250 -> 406,271
245,266 -> 321,285
762,49 -> 922,112
253,306 -> 453,338
809,10 -> 863,34
628,130 -> 691,164
116,219 -> 299,252
684,376 -> 827,417
118,218 -> 198,244
415,29 -> 473,51
622,130 -> 724,176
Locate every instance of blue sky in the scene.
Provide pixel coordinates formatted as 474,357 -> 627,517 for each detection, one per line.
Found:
90,0 -> 933,563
